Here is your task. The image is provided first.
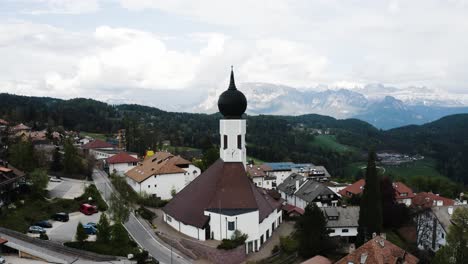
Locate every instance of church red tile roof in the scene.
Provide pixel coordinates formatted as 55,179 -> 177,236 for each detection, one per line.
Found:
107,152 -> 139,164
163,159 -> 281,228
336,235 -> 419,264
82,139 -> 114,149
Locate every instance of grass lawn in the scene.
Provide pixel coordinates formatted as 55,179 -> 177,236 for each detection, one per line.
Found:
310,135 -> 354,153
344,158 -> 443,180
80,131 -> 107,141
165,146 -> 200,152
385,230 -> 406,248
64,233 -> 140,257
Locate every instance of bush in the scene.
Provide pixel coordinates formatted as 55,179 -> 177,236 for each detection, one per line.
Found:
279,236 -> 299,254
75,184 -> 108,211
138,196 -> 169,208
217,230 -> 248,250
39,233 -> 49,240
136,207 -> 156,221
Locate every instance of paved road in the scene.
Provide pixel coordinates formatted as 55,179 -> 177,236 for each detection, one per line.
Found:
48,212 -> 101,242
92,169 -> 191,264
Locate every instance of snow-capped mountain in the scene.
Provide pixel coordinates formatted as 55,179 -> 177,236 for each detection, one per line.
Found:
194,82 -> 468,129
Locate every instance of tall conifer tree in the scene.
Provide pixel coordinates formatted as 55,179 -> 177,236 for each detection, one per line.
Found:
356,150 -> 382,246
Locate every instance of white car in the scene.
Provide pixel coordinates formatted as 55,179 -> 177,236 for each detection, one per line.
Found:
0,256 -> 6,264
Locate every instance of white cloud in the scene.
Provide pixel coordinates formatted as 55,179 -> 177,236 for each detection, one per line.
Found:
21,0 -> 100,15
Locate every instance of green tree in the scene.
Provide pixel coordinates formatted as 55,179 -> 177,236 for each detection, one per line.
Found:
109,193 -> 130,223
75,222 -> 88,243
8,140 -> 37,172
357,150 -> 382,246
96,213 -> 111,243
433,207 -> 468,264
111,223 -> 129,245
50,147 -> 62,172
29,168 -> 49,193
295,203 -> 330,258
63,139 -> 81,174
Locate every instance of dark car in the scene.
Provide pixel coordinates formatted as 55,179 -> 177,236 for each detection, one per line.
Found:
83,224 -> 97,235
34,220 -> 52,228
51,212 -> 69,222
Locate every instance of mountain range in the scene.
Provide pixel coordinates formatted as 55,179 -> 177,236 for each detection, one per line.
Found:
194,83 -> 468,129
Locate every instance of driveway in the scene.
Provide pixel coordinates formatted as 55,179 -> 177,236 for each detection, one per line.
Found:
47,212 -> 102,242
47,178 -> 88,199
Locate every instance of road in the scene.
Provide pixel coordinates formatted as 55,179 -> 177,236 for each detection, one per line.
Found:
92,169 -> 191,264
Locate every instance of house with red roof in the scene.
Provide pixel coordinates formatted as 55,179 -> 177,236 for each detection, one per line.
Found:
107,152 -> 139,176
336,234 -> 419,264
81,139 -> 117,159
246,164 -> 276,189
0,160 -> 26,208
412,192 -> 455,208
339,179 -> 415,206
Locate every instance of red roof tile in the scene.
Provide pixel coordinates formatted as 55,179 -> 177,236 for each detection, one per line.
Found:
412,192 -> 455,208
0,237 -> 7,244
339,179 -> 415,201
0,119 -> 8,125
336,235 -> 419,264
301,256 -> 332,264
107,152 -> 139,164
82,139 -> 114,149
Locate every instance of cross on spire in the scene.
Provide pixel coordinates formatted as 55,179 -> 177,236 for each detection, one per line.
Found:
229,66 -> 236,90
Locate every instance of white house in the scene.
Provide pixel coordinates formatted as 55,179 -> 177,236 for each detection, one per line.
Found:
107,152 -> 139,176
415,205 -> 468,252
162,69 -> 283,254
277,173 -> 340,210
246,164 -> 276,190
322,206 -> 359,240
125,152 -> 200,200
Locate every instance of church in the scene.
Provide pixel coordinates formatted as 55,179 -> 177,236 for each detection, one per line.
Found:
163,68 -> 283,253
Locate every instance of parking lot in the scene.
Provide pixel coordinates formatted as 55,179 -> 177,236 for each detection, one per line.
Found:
46,177 -> 88,199
46,211 -> 102,242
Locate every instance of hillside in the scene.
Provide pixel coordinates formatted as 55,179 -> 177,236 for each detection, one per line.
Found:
1,93 -> 468,184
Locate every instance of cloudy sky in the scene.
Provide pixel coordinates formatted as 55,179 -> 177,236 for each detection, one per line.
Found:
1,0 -> 468,108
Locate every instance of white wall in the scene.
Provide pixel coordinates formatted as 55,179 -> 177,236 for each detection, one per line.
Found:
253,177 -> 276,190
397,198 -> 412,206
269,171 -> 292,185
204,210 -> 259,241
328,227 -> 358,237
416,211 -> 447,252
109,163 -> 136,176
164,212 -> 206,241
90,149 -> 114,160
219,119 -> 246,166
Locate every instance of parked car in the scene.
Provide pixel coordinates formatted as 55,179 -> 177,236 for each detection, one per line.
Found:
49,176 -> 62,182
80,204 -> 98,215
83,224 -> 97,235
52,212 -> 69,222
86,222 -> 97,228
34,220 -> 52,228
28,226 -> 46,234
0,256 -> 5,264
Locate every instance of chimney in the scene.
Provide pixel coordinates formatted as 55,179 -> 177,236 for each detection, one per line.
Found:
448,206 -> 454,215
349,243 -> 356,253
372,232 -> 377,238
360,253 -> 368,264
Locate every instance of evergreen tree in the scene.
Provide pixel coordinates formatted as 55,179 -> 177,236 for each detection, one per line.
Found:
96,213 -> 111,243
109,193 -> 130,223
75,222 -> 88,243
295,203 -> 331,258
63,139 -> 81,174
111,223 -> 130,245
381,176 -> 409,228
50,147 -> 62,172
8,140 -> 37,172
357,150 -> 382,246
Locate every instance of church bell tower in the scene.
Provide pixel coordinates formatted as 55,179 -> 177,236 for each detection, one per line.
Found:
217,67 -> 247,167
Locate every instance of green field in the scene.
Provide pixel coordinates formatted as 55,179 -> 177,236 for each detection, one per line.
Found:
344,158 -> 443,180
310,135 -> 353,153
80,131 -> 107,141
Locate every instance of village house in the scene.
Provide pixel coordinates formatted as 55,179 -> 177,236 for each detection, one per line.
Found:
322,206 -> 359,241
277,173 -> 340,210
415,205 -> 468,252
246,164 -> 276,189
339,179 -> 415,206
163,70 -> 283,254
411,192 -> 455,209
336,234 -> 419,264
10,123 -> 31,135
125,151 -> 200,200
0,160 -> 26,208
81,139 -> 116,157
106,152 -> 139,176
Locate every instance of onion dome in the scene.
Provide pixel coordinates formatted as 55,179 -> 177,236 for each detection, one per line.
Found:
217,67 -> 247,119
